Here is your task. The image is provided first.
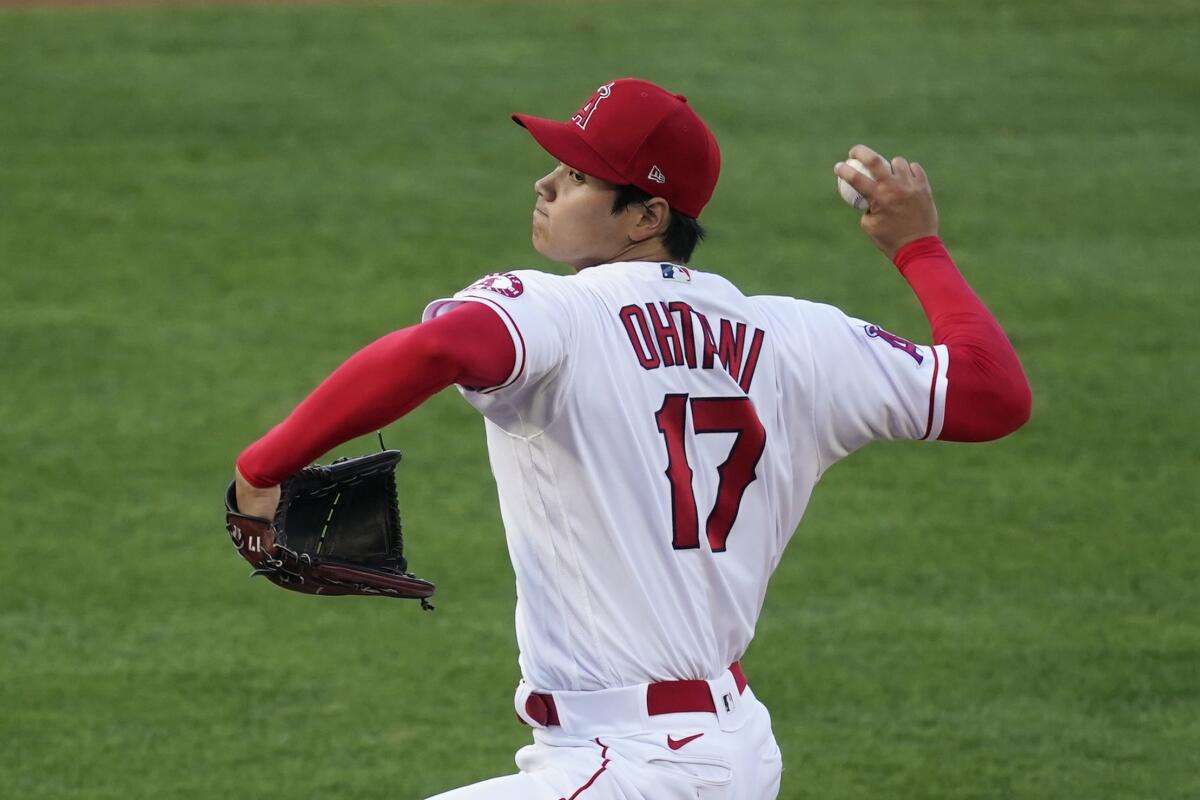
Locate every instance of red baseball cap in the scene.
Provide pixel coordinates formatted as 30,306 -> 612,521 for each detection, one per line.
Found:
513,78 -> 721,219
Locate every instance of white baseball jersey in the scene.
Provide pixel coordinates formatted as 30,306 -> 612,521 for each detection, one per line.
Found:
423,262 -> 948,693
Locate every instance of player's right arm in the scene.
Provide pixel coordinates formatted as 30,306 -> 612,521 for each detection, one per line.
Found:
783,145 -> 1030,468
893,235 -> 1031,442
833,144 -> 1031,443
835,145 -> 1032,443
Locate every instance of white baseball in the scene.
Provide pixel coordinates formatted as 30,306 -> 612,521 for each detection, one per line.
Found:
837,157 -> 890,211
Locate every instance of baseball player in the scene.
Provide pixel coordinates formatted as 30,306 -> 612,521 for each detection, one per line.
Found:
233,79 -> 1031,799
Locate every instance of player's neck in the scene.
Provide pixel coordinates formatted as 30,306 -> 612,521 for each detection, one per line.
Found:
576,239 -> 675,272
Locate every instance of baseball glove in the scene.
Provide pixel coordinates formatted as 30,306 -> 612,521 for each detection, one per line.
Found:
223,450 -> 435,607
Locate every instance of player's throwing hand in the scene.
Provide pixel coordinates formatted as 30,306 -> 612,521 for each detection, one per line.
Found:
835,143 -> 939,259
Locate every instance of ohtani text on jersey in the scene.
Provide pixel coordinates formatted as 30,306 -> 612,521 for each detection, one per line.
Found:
618,302 -> 765,393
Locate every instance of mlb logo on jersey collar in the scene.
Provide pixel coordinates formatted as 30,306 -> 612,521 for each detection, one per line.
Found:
661,263 -> 692,283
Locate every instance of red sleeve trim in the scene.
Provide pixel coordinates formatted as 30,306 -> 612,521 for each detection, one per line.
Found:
920,345 -> 941,441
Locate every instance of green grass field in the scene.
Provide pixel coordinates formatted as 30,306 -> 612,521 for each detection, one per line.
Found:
1,1 -> 1197,797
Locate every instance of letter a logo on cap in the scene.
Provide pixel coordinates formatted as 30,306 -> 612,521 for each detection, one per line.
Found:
647,165 -> 666,184
572,82 -> 615,130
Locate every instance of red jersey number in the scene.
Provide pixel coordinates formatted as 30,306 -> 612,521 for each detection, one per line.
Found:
654,394 -> 767,552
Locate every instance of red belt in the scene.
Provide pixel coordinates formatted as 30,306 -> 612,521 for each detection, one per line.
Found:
521,662 -> 748,727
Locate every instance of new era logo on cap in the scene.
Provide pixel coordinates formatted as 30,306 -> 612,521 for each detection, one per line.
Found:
512,78 -> 721,219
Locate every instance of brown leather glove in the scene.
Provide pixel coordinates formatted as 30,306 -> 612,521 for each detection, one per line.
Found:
223,450 -> 435,607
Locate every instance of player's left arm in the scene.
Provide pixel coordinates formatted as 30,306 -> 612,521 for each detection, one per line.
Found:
233,302 -> 516,517
835,144 -> 1031,442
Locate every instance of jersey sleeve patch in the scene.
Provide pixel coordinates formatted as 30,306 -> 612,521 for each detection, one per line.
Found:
465,272 -> 525,298
863,324 -> 924,365
855,324 -> 949,440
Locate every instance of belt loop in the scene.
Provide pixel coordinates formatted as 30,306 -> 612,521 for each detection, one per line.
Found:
514,680 -> 547,728
708,668 -> 744,732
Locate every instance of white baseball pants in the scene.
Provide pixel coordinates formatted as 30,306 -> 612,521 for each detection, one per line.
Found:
425,674 -> 782,800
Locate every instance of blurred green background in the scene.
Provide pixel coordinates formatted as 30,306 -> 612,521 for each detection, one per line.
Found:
1,1 -> 1197,798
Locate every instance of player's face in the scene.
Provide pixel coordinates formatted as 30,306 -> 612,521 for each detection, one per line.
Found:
531,163 -> 637,271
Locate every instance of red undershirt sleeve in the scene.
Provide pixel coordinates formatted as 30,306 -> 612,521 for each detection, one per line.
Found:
893,236 -> 1032,442
236,302 -> 516,487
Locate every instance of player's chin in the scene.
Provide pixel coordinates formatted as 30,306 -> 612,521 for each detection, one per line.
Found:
531,227 -> 553,258
533,242 -> 562,264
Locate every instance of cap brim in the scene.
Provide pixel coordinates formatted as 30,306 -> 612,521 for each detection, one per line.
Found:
512,113 -> 627,186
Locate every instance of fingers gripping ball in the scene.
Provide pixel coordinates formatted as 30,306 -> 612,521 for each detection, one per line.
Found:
223,450 -> 436,606
837,157 -> 891,211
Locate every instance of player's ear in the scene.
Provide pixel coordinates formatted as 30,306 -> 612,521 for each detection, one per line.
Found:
628,197 -> 671,243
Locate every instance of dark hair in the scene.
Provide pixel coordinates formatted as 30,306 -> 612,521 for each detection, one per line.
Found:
611,184 -> 706,264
